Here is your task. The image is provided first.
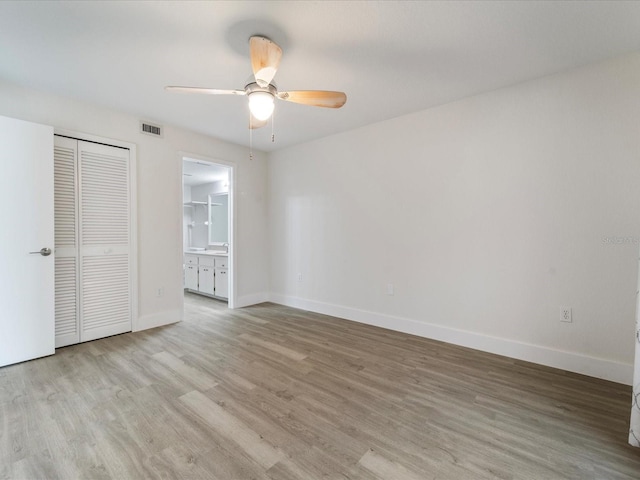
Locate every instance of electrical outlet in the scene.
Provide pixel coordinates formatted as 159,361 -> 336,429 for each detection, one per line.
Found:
561,307 -> 572,323
156,287 -> 164,297
386,283 -> 394,296
297,273 -> 303,282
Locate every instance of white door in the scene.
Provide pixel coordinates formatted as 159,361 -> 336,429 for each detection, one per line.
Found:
0,115 -> 54,367
53,137 -> 133,346
78,140 -> 132,342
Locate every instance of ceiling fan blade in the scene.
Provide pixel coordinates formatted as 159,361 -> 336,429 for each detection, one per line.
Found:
250,36 -> 282,88
249,113 -> 268,130
165,86 -> 245,96
277,91 -> 347,108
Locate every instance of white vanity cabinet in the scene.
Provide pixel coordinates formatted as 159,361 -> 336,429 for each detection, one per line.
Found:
198,266 -> 215,295
184,253 -> 228,300
215,255 -> 228,299
184,263 -> 198,290
197,255 -> 215,295
184,254 -> 198,290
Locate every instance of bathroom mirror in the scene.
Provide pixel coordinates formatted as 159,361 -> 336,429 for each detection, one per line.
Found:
208,193 -> 228,245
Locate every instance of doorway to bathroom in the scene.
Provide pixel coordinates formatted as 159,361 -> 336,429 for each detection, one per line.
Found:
182,156 -> 234,308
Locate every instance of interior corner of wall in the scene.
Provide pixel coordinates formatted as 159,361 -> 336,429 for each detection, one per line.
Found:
235,292 -> 270,308
135,309 -> 182,332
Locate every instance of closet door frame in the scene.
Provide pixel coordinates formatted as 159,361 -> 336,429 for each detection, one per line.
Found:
55,128 -> 138,333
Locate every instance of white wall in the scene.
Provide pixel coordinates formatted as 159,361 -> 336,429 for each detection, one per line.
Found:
183,185 -> 192,250
268,53 -> 640,384
0,79 -> 269,328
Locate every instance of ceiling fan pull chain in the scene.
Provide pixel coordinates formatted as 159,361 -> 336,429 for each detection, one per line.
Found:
271,108 -> 275,143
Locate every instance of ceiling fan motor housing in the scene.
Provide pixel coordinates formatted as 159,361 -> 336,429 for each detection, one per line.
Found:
245,81 -> 277,96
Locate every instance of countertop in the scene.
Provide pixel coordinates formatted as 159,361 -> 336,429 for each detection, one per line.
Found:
184,250 -> 228,257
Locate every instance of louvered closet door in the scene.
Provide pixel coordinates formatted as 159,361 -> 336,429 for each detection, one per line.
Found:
79,141 -> 132,342
54,136 -> 80,348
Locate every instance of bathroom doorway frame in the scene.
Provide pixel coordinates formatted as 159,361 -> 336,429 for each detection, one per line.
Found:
179,152 -> 236,309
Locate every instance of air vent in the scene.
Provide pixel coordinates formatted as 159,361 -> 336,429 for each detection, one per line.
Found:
140,121 -> 163,138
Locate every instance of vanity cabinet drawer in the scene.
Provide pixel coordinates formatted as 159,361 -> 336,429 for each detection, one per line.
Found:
198,255 -> 216,267
184,255 -> 198,265
215,257 -> 228,268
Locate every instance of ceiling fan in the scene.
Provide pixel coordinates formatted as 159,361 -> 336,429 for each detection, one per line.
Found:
166,36 -> 347,129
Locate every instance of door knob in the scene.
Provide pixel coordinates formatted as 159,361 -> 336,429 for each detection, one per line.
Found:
29,247 -> 52,256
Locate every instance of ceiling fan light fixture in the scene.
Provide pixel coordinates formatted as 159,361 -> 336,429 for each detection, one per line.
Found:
248,91 -> 275,121
166,35 -> 347,139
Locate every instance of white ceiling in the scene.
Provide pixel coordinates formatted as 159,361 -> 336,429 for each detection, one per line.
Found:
1,1 -> 640,152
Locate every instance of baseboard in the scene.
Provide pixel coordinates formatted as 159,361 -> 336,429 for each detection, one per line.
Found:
134,308 -> 182,332
235,292 -> 270,308
269,293 -> 633,386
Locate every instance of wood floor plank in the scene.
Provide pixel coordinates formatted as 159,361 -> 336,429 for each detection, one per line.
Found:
223,370 -> 257,391
359,449 -> 430,480
179,390 -> 284,469
151,351 -> 218,391
238,333 -> 308,361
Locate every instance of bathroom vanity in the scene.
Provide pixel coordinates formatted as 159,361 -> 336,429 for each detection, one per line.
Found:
184,251 -> 228,300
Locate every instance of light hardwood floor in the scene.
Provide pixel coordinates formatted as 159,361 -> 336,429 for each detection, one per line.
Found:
1,293 -> 639,479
